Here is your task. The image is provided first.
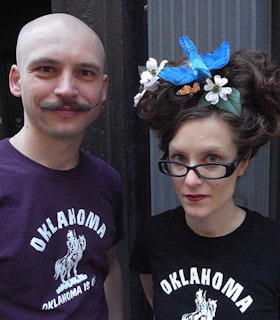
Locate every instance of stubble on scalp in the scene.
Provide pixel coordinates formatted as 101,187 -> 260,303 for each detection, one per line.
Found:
15,13 -> 106,72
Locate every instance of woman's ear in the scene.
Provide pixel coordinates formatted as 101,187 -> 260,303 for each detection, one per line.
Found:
237,158 -> 249,177
9,65 -> 21,97
237,151 -> 252,177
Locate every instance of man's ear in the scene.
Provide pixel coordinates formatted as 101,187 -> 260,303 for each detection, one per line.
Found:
101,73 -> 109,102
9,65 -> 21,97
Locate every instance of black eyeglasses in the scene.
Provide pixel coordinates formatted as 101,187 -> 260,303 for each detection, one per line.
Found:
158,154 -> 242,180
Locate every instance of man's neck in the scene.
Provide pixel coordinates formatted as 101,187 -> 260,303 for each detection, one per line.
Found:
10,128 -> 83,170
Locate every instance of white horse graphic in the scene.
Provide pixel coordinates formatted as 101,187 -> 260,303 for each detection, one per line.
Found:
181,289 -> 217,320
54,230 -> 86,283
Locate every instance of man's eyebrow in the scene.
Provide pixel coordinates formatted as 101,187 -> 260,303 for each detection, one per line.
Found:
77,62 -> 102,74
27,58 -> 102,73
27,57 -> 60,68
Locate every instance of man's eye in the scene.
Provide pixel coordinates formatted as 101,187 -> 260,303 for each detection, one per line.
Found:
38,66 -> 54,73
80,70 -> 94,77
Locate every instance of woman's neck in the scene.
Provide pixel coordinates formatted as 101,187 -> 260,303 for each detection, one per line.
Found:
185,204 -> 246,238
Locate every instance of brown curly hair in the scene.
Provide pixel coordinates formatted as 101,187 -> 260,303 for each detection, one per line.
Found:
136,50 -> 280,158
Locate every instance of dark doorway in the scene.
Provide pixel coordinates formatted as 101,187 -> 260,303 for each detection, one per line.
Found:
0,0 -> 51,138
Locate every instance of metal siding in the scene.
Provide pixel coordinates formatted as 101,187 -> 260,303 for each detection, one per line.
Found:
148,0 -> 272,216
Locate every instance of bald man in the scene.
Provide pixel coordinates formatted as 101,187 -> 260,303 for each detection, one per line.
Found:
0,13 -> 124,319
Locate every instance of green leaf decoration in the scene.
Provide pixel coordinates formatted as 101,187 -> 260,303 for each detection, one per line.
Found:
198,92 -> 211,107
150,86 -> 171,110
216,99 -> 239,116
156,86 -> 170,101
227,88 -> 241,115
138,65 -> 146,76
197,88 -> 241,116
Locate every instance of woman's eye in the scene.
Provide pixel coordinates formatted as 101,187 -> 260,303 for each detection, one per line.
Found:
171,154 -> 185,162
206,155 -> 219,163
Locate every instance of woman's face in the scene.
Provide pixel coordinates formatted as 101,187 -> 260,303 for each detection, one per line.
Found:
168,115 -> 249,222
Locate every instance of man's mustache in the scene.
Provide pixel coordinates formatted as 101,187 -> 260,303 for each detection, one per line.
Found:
39,100 -> 101,111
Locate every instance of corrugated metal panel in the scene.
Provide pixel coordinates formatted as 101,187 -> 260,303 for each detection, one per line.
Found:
148,0 -> 272,216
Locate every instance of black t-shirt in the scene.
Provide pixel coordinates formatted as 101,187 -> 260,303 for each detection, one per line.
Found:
131,206 -> 280,319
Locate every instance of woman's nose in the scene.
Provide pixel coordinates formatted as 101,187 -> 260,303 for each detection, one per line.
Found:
183,168 -> 203,185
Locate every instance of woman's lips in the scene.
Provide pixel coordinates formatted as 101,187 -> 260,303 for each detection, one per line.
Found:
186,194 -> 207,202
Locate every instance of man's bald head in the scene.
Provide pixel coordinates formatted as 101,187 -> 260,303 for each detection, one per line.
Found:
16,13 -> 106,71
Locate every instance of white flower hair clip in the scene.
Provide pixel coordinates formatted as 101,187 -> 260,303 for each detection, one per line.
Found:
198,75 -> 241,116
134,58 -> 168,107
204,75 -> 232,104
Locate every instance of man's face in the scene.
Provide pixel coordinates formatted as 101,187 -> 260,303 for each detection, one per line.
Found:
9,17 -> 108,140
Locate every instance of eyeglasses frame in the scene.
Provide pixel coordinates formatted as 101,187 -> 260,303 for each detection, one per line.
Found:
158,154 -> 242,180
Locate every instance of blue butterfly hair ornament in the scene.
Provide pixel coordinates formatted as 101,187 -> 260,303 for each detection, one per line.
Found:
133,35 -> 241,116
157,36 -> 241,116
158,36 -> 230,85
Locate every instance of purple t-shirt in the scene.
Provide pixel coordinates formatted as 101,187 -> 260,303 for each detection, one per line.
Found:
0,138 -> 123,319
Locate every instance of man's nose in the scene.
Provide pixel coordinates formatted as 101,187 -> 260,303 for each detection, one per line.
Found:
54,72 -> 79,97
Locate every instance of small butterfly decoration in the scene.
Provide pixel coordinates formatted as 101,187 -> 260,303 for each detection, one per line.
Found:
176,82 -> 200,96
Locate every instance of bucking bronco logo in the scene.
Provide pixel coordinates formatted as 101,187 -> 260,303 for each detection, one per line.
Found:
181,289 -> 217,320
54,230 -> 87,293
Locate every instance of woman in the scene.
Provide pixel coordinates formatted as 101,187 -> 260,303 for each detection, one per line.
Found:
131,36 -> 280,319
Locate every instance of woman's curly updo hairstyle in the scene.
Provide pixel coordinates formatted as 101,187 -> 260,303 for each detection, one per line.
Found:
136,49 -> 280,158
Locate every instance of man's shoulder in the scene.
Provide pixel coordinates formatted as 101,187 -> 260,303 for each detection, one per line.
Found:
0,138 -> 16,162
0,138 -> 9,149
79,150 -> 120,180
